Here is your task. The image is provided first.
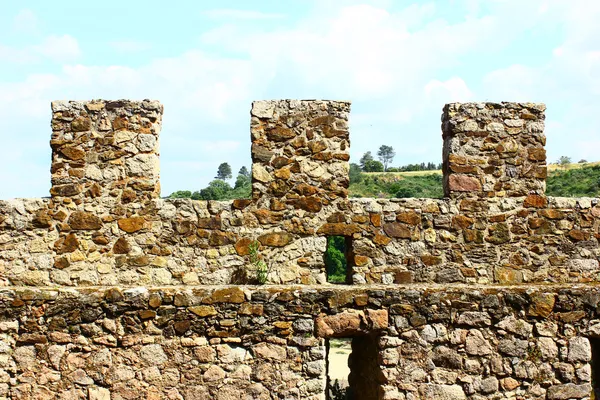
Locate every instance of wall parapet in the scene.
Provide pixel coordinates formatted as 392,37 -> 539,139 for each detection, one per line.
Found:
0,99 -> 599,400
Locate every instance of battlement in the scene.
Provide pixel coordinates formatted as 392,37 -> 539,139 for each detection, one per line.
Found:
1,100 -> 599,400
3,99 -> 597,287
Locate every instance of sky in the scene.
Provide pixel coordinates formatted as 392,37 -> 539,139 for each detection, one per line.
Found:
0,0 -> 599,199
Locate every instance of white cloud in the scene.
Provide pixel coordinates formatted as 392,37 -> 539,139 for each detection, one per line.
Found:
202,9 -> 285,20
1,1 -> 600,197
0,34 -> 81,65
110,40 -> 151,53
425,77 -> 473,102
12,9 -> 38,33
35,35 -> 81,62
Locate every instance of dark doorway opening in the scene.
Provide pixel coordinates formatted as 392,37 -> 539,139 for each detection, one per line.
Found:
591,337 -> 600,399
325,236 -> 353,284
325,335 -> 381,400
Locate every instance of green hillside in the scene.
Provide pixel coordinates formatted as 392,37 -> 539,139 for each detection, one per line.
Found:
546,164 -> 600,197
168,163 -> 600,201
351,163 -> 600,199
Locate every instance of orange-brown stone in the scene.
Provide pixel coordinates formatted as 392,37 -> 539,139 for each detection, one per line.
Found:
253,209 -> 282,224
528,292 -> 555,317
317,223 -> 361,236
205,287 -> 245,304
198,216 -> 222,230
294,197 -> 322,212
383,222 -> 412,239
396,212 -> 420,225
568,229 -> 589,241
55,233 -> 79,254
421,255 -> 442,266
113,237 -> 131,254
373,234 -> 392,246
316,311 -> 363,338
118,217 -> 146,233
234,238 -> 254,256
258,232 -> 293,247
69,211 -> 102,230
528,147 -> 546,161
267,126 -> 295,141
60,146 -> 86,161
208,231 -> 236,246
366,309 -> 388,330
539,209 -> 564,219
370,214 -> 381,227
523,194 -> 547,208
448,174 -> 481,192
452,215 -> 474,230
354,255 -> 369,266
112,117 -> 128,131
295,183 -> 319,196
50,184 -> 82,197
71,116 -> 91,132
232,199 -> 252,210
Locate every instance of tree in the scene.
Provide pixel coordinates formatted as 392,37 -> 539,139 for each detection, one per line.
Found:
349,163 -> 363,184
169,190 -> 192,199
377,145 -> 396,171
324,236 -> 347,283
363,160 -> 384,172
198,180 -> 232,200
215,163 -> 232,180
359,152 -> 374,171
235,166 -> 251,189
558,156 -> 572,168
238,166 -> 250,177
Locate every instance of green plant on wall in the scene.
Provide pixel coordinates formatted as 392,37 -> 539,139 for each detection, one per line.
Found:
248,241 -> 269,284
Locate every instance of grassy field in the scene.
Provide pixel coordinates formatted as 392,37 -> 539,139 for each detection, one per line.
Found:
350,162 -> 600,199
366,161 -> 600,178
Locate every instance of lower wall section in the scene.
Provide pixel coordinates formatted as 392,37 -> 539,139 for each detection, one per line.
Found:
1,284 -> 600,399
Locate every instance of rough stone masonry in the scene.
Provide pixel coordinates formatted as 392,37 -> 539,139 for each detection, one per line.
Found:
0,99 -> 599,399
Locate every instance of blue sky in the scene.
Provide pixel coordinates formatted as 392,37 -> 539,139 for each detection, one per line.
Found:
0,0 -> 598,198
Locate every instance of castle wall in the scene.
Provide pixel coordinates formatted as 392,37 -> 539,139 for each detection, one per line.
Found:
1,286 -> 599,400
0,99 -> 599,399
2,195 -> 599,287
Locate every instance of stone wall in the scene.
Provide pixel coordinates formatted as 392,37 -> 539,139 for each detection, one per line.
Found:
1,286 -> 600,399
2,194 -> 598,287
442,102 -> 547,199
0,100 -> 599,399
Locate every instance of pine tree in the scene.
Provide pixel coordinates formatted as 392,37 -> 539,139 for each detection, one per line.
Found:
377,145 -> 396,171
215,162 -> 232,180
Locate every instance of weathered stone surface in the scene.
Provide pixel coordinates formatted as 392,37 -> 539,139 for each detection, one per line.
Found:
316,311 -> 363,338
55,233 -> 79,254
528,292 -> 555,317
317,223 -> 361,236
50,183 -> 82,196
118,217 -> 146,233
383,222 -> 412,238
568,337 -> 591,362
419,384 -> 466,400
257,232 -> 293,247
205,287 -> 245,304
547,383 -> 591,400
448,174 -> 481,192
234,238 -> 254,256
112,237 -> 131,254
69,211 -> 102,230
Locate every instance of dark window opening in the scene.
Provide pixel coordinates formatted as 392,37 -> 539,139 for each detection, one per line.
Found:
325,236 -> 353,284
325,335 -> 381,400
591,337 -> 600,398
